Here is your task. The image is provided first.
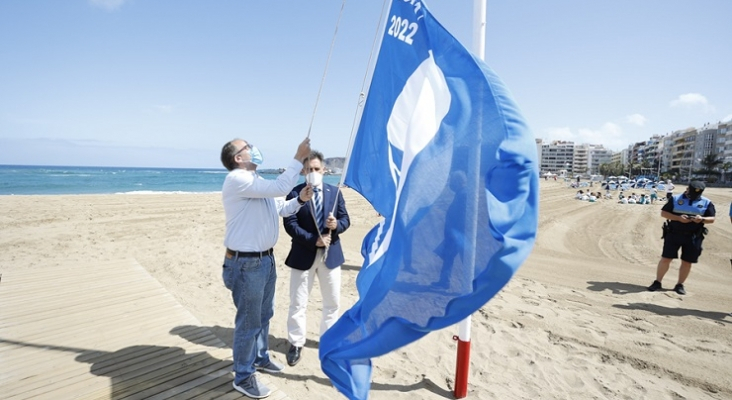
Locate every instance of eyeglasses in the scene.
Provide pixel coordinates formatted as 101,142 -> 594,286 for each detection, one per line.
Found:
233,143 -> 252,158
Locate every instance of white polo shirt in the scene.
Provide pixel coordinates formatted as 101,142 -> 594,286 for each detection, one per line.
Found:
222,158 -> 303,252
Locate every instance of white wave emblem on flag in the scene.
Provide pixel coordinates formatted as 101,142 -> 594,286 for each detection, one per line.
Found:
367,50 -> 452,266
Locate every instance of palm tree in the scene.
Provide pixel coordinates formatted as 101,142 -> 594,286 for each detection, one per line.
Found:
698,154 -> 723,181
599,161 -> 624,177
627,162 -> 641,178
721,162 -> 732,183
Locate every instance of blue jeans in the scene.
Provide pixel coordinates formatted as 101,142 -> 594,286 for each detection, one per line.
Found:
222,254 -> 277,385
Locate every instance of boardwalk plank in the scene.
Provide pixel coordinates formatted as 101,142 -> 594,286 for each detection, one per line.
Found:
0,259 -> 290,400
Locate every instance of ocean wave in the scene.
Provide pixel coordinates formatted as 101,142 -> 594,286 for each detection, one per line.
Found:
47,173 -> 92,177
115,190 -> 222,195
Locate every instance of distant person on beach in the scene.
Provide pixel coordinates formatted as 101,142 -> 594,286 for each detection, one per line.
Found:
648,181 -> 715,295
650,187 -> 658,204
220,137 -> 312,398
282,150 -> 350,367
665,180 -> 675,201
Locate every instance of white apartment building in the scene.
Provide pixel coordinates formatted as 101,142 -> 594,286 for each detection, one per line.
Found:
538,140 -> 575,175
538,140 -> 611,176
538,119 -> 732,180
574,143 -> 611,175
611,148 -> 629,166
697,123 -> 718,161
720,121 -> 732,163
588,145 -> 613,175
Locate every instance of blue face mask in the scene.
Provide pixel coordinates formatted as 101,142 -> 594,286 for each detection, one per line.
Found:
249,146 -> 264,166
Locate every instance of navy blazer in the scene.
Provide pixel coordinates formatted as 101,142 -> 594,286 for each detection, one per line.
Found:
283,182 -> 350,270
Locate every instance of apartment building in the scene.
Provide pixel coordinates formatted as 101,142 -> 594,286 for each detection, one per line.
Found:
537,140 -> 611,175
720,121 -> 732,163
537,119 -> 731,179
574,143 -> 612,175
666,128 -> 697,177
538,140 -> 575,174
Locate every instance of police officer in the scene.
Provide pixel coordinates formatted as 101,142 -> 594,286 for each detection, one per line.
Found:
648,181 -> 715,295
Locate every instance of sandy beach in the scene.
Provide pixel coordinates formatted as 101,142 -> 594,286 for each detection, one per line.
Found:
1,180 -> 732,399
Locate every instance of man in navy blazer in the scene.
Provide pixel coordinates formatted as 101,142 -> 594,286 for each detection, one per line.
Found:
283,150 -> 350,366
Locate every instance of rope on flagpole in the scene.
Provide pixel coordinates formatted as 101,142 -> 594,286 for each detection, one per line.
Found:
302,0 -> 350,260
305,0 -> 347,140
324,0 -> 388,263
308,0 -> 388,261
337,0 -> 390,190
325,0 -> 389,259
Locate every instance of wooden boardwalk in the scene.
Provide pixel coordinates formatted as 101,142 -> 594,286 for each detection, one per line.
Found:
0,260 -> 290,400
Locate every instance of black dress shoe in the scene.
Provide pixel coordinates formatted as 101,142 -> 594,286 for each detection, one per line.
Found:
286,345 -> 302,366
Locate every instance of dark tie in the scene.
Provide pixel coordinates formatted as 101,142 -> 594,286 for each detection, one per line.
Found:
313,187 -> 323,230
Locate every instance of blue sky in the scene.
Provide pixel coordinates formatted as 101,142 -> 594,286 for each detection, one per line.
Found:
1,0 -> 730,169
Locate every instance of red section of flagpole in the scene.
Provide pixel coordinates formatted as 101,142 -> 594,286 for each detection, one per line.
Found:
453,335 -> 471,398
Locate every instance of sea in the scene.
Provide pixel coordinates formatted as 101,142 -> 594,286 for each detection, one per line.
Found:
0,165 -> 344,196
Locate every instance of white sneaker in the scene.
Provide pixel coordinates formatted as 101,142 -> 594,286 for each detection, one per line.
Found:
233,374 -> 272,399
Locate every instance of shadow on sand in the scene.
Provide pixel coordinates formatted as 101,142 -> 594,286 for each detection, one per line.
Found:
2,323 -> 454,398
613,303 -> 732,324
586,281 -> 649,295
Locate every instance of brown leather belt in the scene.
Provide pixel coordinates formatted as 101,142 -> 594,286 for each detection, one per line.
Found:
226,248 -> 273,259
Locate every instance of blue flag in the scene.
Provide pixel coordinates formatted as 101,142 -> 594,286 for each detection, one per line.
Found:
320,1 -> 538,399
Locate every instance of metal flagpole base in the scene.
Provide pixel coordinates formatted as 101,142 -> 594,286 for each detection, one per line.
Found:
453,335 -> 471,398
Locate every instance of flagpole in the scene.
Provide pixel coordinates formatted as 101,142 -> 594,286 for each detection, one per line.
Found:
454,0 -> 486,398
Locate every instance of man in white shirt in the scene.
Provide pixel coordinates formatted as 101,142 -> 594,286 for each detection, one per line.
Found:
220,137 -> 312,399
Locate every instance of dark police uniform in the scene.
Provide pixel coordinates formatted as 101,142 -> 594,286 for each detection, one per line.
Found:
661,192 -> 715,263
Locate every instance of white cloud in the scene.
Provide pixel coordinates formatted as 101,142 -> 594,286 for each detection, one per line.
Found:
669,93 -> 715,113
544,127 -> 573,141
577,122 -> 623,144
625,113 -> 647,127
723,114 -> 732,123
544,122 -> 627,150
89,0 -> 127,11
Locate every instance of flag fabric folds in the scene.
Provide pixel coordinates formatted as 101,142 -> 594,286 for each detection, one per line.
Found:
319,1 -> 539,399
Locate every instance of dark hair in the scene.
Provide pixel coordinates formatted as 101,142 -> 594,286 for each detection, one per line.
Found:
303,150 -> 324,165
221,140 -> 241,171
